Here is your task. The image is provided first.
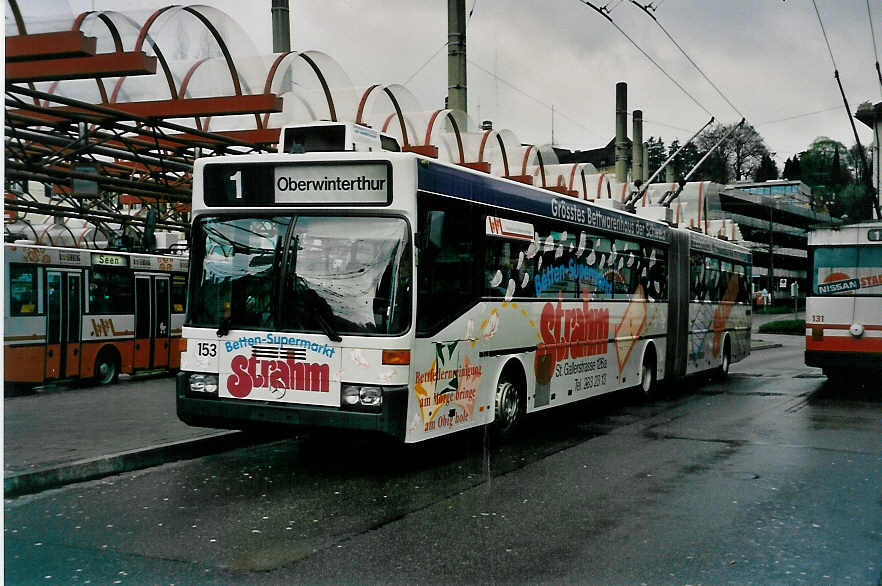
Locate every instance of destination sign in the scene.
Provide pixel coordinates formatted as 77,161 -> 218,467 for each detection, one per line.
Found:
92,253 -> 127,267
202,161 -> 391,207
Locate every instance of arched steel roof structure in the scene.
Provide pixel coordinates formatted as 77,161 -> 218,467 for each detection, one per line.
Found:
5,0 -> 581,248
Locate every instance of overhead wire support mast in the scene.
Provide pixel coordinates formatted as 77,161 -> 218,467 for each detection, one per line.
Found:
631,1 -> 746,120
625,115 -> 715,210
577,0 -> 713,118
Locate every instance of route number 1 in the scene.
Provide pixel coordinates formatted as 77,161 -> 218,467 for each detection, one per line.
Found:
230,170 -> 243,199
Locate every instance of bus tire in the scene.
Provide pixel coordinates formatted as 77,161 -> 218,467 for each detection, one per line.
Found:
639,346 -> 657,397
493,363 -> 525,439
716,337 -> 731,380
94,349 -> 120,386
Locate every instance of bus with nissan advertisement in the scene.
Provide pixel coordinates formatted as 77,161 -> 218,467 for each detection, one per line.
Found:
805,222 -> 882,381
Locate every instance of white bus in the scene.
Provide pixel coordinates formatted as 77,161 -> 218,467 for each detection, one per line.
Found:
4,243 -> 188,391
806,222 -> 882,380
177,143 -> 751,442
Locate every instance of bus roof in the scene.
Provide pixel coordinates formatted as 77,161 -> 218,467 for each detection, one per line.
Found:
808,222 -> 882,246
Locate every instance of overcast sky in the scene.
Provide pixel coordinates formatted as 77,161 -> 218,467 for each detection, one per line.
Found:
56,1 -> 882,166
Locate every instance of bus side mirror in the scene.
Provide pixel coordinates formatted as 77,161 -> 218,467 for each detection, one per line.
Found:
419,211 -> 445,252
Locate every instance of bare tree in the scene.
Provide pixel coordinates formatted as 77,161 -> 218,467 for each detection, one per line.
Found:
697,122 -> 770,182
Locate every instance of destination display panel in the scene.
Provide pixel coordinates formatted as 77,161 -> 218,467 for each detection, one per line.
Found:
201,161 -> 392,207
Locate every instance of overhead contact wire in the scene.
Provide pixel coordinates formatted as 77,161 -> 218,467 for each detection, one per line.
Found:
631,1 -> 746,120
577,0 -> 714,118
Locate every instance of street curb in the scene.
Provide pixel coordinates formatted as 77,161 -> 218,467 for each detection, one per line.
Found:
751,342 -> 783,351
4,430 -> 247,498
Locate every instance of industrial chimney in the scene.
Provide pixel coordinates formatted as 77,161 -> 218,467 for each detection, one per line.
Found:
615,82 -> 628,183
632,109 -> 643,185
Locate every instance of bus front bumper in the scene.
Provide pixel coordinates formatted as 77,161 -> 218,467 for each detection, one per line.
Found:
805,350 -> 882,373
176,373 -> 408,440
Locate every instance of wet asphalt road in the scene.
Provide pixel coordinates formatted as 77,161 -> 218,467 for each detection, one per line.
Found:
5,335 -> 881,585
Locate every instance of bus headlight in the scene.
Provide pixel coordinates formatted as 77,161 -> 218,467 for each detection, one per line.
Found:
341,384 -> 383,411
189,373 -> 219,394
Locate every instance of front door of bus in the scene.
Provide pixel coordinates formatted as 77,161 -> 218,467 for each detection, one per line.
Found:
134,274 -> 171,369
45,270 -> 83,380
134,275 -> 152,369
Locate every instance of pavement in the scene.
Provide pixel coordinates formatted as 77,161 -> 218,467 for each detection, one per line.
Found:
4,310 -> 805,498
3,374 -> 252,498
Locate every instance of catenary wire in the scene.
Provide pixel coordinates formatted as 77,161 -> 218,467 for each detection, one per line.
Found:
631,1 -> 746,120
576,0 -> 714,118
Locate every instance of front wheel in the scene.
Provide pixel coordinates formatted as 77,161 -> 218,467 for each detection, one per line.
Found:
94,352 -> 119,386
493,372 -> 524,439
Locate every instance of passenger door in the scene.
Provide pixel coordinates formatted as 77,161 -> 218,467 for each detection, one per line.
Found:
45,270 -> 83,380
133,275 -> 152,369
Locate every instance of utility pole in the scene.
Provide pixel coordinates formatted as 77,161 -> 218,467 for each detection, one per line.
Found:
448,0 -> 467,114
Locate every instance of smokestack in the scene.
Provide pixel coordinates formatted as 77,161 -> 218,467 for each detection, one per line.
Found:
271,0 -> 291,53
448,0 -> 467,114
642,141 -> 649,183
632,109 -> 643,184
615,82 -> 628,183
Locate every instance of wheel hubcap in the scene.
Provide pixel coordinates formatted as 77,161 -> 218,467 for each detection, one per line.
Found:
496,382 -> 518,428
642,365 -> 653,393
97,362 -> 112,382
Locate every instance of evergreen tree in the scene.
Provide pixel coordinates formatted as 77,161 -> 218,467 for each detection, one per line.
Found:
645,136 -> 667,180
753,154 -> 779,182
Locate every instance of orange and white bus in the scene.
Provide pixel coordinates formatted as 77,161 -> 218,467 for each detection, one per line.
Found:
176,124 -> 752,442
4,242 -> 188,391
805,222 -> 882,380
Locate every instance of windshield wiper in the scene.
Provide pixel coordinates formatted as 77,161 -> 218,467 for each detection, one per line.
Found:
216,317 -> 232,337
315,309 -> 342,343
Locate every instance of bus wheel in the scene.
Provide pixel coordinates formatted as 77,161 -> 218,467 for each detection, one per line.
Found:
493,369 -> 525,439
94,351 -> 119,386
716,339 -> 731,380
639,350 -> 657,397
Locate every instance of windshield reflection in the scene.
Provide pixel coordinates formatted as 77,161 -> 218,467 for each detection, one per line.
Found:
189,216 -> 411,336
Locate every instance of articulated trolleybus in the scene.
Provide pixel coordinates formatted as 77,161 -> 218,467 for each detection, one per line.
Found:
178,125 -> 751,442
5,242 -> 188,391
806,222 -> 882,380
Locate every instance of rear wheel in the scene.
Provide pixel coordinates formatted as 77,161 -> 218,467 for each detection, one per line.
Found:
493,369 -> 525,439
717,339 -> 731,380
639,349 -> 657,397
94,351 -> 119,385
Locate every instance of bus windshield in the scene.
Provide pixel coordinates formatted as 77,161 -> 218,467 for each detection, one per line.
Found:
189,216 -> 412,335
812,245 -> 882,296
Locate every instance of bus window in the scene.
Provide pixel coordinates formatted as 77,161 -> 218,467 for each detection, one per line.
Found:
484,238 -> 534,298
719,260 -> 734,301
89,268 -> 133,314
189,217 -> 290,330
533,228 -> 579,299
690,254 -> 705,301
734,264 -> 750,303
9,265 -> 37,315
417,200 -> 477,334
612,239 -> 640,299
588,237 -> 613,300
647,247 -> 667,301
704,257 -> 721,301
